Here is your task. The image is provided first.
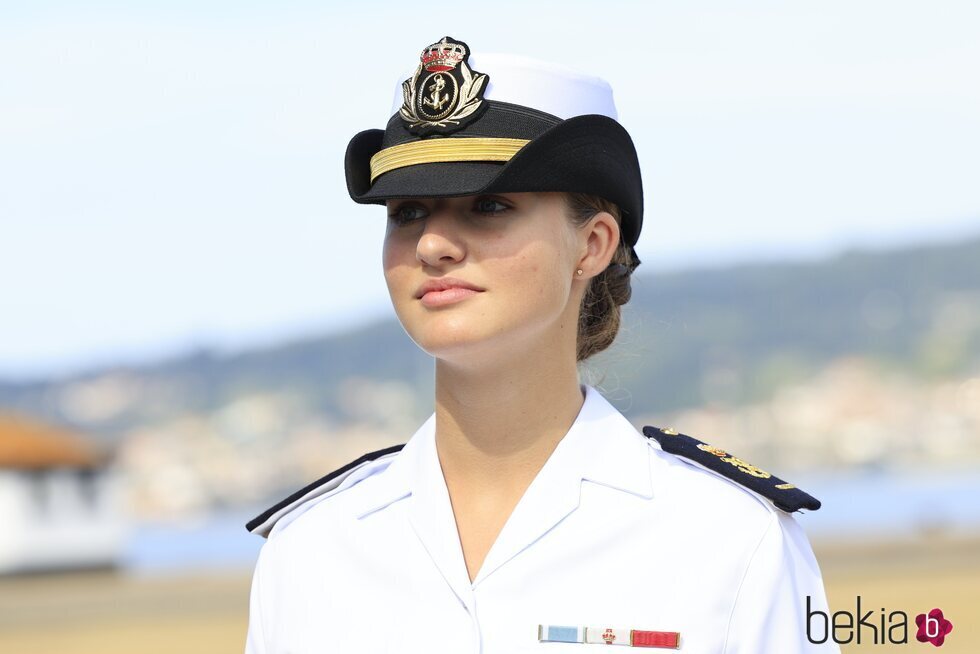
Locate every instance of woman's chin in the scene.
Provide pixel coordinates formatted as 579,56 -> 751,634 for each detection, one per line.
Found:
412,329 -> 492,359
402,306 -> 560,365
406,320 -> 508,362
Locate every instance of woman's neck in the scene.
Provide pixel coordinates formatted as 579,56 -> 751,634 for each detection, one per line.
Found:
432,348 -> 585,496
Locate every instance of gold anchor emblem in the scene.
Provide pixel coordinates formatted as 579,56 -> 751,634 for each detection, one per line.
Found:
423,74 -> 450,111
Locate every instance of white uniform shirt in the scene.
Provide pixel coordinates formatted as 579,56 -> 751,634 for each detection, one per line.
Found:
245,384 -> 839,653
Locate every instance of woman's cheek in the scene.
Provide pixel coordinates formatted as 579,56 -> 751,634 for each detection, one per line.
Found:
381,240 -> 413,291
380,238 -> 400,271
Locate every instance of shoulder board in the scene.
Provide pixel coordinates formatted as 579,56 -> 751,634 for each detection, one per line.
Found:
245,443 -> 405,538
642,425 -> 821,513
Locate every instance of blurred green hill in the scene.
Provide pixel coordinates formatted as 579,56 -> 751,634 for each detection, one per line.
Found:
598,234 -> 980,411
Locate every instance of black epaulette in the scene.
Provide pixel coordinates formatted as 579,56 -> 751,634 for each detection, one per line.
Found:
642,425 -> 821,513
246,443 -> 405,537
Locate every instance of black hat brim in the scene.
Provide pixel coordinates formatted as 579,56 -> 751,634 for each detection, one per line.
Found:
344,114 -> 643,247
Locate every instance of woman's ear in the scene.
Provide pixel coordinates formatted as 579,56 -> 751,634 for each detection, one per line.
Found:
577,211 -> 621,276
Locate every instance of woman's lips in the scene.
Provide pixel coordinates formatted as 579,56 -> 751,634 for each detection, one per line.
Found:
419,287 -> 483,308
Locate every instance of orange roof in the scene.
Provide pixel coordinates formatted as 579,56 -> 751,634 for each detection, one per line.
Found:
0,413 -> 106,469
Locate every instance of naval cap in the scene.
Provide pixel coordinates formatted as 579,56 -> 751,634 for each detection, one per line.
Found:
345,35 -> 644,254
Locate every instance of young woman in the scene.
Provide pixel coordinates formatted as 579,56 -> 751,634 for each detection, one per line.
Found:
244,36 -> 839,653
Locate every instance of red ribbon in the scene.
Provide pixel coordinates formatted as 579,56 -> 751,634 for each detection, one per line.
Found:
631,630 -> 680,649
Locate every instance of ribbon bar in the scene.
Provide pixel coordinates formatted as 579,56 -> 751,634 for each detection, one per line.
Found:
538,625 -> 680,649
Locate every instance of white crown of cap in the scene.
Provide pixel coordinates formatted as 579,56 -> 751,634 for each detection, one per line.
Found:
389,52 -> 618,122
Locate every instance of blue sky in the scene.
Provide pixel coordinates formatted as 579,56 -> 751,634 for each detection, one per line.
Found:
2,1 -> 979,380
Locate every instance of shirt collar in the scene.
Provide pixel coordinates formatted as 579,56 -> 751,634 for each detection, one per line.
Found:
353,383 -> 653,519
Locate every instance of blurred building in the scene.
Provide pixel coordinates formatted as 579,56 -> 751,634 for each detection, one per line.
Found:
0,413 -> 126,574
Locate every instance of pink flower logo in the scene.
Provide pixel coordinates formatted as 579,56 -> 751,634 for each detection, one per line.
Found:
915,608 -> 953,647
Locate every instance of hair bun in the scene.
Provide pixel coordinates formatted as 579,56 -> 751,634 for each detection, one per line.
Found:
604,263 -> 633,306
606,263 -> 631,279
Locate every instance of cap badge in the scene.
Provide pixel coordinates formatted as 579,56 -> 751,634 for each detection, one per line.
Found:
399,36 -> 489,135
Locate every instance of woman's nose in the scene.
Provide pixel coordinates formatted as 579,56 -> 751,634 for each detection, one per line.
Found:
416,207 -> 465,267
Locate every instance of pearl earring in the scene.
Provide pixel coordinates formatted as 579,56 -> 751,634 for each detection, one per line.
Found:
576,269 -> 583,276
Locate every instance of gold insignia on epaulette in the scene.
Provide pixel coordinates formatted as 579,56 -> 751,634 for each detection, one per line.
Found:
696,443 -> 772,479
775,483 -> 796,490
660,426 -> 678,435
697,444 -> 727,457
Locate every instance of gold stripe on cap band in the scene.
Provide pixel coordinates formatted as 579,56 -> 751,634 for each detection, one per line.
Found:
369,137 -> 531,182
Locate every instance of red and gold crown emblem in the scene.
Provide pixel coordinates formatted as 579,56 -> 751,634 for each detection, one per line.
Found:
421,37 -> 467,72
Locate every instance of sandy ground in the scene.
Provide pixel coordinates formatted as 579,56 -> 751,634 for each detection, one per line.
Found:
1,535 -> 977,653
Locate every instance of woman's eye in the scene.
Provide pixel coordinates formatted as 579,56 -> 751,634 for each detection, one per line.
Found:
388,204 -> 427,225
474,198 -> 510,214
